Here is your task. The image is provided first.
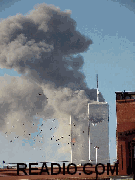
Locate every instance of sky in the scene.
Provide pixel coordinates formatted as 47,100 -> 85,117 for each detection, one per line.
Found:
0,0 -> 135,167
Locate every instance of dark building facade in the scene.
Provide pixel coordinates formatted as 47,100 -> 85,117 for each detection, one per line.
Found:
116,91 -> 135,175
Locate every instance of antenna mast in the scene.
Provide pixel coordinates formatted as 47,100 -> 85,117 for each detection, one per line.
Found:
96,74 -> 99,102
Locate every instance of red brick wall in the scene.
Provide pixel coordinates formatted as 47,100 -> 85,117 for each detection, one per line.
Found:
116,100 -> 135,175
117,101 -> 135,132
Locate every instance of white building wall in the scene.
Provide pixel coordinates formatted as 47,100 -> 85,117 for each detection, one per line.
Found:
88,102 -> 109,165
71,104 -> 89,165
71,101 -> 109,165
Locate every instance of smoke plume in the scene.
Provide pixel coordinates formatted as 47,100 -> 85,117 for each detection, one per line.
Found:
0,3 -> 104,153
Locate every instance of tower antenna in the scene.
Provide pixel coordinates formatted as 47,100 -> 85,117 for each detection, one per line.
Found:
96,74 -> 99,102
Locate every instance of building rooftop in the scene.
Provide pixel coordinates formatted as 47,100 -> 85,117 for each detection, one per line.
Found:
115,91 -> 135,100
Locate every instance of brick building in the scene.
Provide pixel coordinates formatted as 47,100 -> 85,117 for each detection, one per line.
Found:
116,91 -> 135,175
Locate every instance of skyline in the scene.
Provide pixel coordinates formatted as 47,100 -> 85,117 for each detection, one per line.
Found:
0,0 -> 135,166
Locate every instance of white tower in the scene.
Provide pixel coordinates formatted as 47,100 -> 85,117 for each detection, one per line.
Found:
88,74 -> 109,164
71,75 -> 109,165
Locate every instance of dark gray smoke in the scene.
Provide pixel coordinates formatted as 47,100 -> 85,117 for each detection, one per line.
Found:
0,3 -> 91,89
0,3 -> 104,151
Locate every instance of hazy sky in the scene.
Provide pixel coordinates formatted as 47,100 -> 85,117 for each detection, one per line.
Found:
0,0 -> 135,166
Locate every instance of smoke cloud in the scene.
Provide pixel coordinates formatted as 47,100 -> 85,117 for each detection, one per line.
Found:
0,3 -> 104,154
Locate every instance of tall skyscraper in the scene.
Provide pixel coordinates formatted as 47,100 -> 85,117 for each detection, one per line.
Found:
71,75 -> 109,165
88,101 -> 109,165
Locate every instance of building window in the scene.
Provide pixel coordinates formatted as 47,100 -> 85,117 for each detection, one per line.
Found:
134,146 -> 135,158
131,95 -> 135,99
125,96 -> 130,99
121,144 -> 123,170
